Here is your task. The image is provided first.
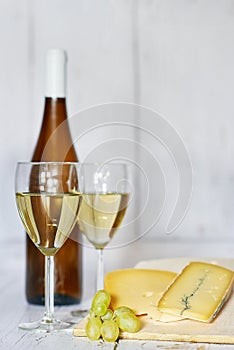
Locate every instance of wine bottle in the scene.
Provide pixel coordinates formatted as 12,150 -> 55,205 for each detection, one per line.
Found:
27,49 -> 82,305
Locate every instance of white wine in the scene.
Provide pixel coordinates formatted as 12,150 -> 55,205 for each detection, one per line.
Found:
78,193 -> 129,249
16,192 -> 80,256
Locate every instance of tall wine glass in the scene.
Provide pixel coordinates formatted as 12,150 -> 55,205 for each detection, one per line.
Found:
15,162 -> 80,331
78,163 -> 130,291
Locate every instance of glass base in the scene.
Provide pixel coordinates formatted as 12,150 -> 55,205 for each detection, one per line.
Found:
18,318 -> 71,332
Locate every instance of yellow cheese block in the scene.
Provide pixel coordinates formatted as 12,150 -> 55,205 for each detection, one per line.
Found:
158,261 -> 234,322
104,268 -> 184,322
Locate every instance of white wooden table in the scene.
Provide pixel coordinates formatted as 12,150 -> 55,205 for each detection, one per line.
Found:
1,237 -> 234,350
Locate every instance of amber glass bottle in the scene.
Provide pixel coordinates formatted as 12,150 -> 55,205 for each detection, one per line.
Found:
27,49 -> 82,305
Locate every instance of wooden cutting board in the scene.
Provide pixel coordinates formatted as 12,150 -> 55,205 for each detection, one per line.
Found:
73,257 -> 234,344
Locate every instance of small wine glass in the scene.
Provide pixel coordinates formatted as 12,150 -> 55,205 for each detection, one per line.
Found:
78,163 -> 130,291
15,162 -> 80,331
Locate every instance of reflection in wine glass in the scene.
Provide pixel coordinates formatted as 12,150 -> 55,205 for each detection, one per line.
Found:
78,163 -> 130,291
15,162 -> 80,331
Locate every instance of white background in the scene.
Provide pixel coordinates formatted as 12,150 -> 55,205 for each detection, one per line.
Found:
1,0 -> 234,283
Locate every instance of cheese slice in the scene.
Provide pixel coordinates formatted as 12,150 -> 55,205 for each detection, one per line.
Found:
158,261 -> 234,322
104,268 -> 184,322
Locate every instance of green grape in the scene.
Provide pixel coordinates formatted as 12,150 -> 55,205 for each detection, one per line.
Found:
101,309 -> 114,321
114,306 -> 135,318
101,319 -> 119,342
91,290 -> 111,309
85,317 -> 102,341
92,303 -> 107,317
89,309 -> 96,318
116,312 -> 140,333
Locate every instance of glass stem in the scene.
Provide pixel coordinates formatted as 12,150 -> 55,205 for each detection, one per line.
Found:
96,249 -> 104,291
44,256 -> 55,322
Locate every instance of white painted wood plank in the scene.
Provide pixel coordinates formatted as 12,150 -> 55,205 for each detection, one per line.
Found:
0,0 -> 30,247
136,0 -> 234,241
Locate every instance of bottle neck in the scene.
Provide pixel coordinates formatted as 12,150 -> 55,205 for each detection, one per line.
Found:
43,97 -> 67,122
32,96 -> 77,162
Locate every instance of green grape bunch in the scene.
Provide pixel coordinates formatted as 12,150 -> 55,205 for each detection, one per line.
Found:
85,290 -> 141,342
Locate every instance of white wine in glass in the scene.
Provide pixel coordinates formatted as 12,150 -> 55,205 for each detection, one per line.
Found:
15,162 -> 80,331
78,163 -> 130,291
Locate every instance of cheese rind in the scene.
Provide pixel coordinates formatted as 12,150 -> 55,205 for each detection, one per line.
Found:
104,268 -> 184,322
158,261 -> 234,322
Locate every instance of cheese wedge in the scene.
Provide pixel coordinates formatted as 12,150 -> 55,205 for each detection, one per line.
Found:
158,261 -> 234,322
104,268 -> 184,322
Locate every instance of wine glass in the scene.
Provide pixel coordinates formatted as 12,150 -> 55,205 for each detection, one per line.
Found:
15,162 -> 80,331
78,163 -> 130,291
